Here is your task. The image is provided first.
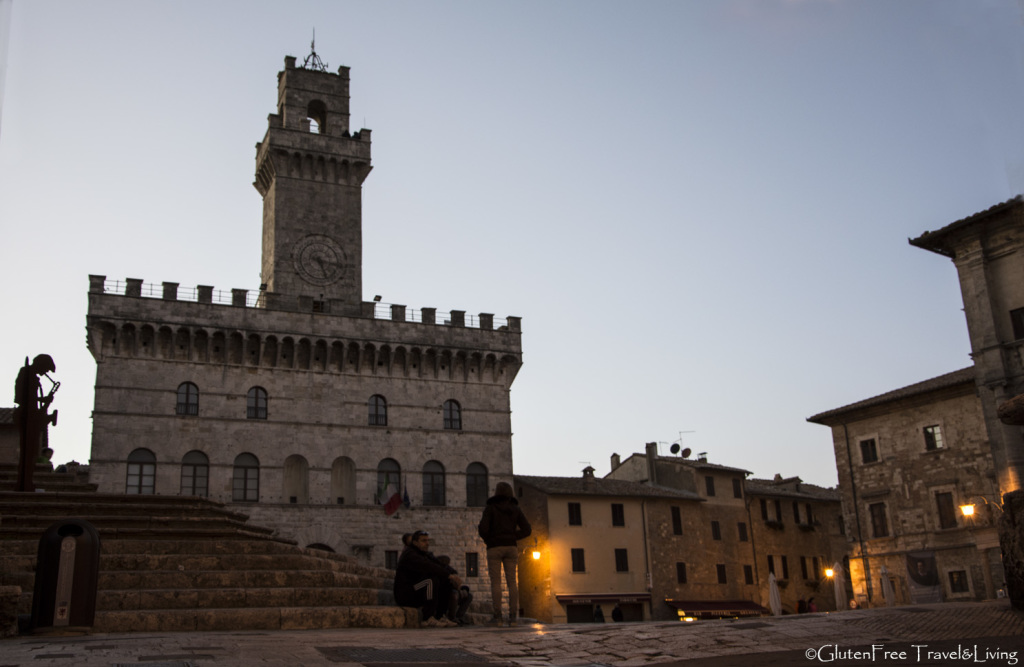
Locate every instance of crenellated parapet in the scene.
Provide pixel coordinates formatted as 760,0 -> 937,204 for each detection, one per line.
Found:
86,275 -> 522,384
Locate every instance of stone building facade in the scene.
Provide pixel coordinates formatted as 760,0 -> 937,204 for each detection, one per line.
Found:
808,367 -> 1004,605
604,444 -> 845,617
909,196 -> 1024,497
744,476 -> 849,613
84,55 -> 523,596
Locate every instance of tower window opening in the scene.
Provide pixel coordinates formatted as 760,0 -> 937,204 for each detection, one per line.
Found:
307,100 -> 327,135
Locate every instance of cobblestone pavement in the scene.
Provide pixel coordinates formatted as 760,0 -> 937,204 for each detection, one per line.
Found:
0,601 -> 1022,667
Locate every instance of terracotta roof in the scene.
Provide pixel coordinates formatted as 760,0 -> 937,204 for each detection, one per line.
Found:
909,195 -> 1023,257
515,475 -> 703,501
806,366 -> 975,425
0,407 -> 14,425
744,477 -> 839,501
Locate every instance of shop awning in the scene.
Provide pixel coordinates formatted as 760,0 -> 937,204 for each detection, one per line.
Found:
664,599 -> 766,618
555,593 -> 651,604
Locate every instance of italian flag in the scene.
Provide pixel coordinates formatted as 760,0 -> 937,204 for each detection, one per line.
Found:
380,474 -> 401,516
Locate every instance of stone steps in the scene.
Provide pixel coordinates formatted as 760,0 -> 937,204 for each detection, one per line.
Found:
0,492 -> 408,632
93,605 -> 415,633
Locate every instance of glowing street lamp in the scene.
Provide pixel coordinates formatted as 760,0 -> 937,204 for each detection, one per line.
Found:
824,568 -> 834,578
960,503 -> 976,517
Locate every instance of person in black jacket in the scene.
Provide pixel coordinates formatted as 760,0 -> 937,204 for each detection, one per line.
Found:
393,531 -> 461,627
477,482 -> 531,626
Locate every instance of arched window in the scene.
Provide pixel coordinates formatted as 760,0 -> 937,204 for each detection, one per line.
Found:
176,382 -> 199,416
126,448 -> 156,495
233,453 -> 260,502
307,99 -> 327,134
247,387 -> 268,419
377,458 -> 401,504
331,456 -> 356,505
466,462 -> 488,507
180,450 -> 209,497
443,399 -> 462,430
423,460 -> 446,506
368,395 -> 387,426
283,454 -> 309,504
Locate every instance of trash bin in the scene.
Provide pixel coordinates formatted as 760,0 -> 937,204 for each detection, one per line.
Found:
31,519 -> 100,630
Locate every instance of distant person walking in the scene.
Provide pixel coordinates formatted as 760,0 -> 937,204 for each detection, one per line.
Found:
478,482 -> 531,626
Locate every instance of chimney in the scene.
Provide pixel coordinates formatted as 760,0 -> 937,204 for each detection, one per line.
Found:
610,453 -> 621,471
645,442 -> 658,486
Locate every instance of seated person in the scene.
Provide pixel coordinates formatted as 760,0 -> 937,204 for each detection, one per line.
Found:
437,555 -> 473,624
393,531 -> 461,628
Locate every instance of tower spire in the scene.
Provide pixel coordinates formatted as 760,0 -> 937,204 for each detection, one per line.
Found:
302,29 -> 328,72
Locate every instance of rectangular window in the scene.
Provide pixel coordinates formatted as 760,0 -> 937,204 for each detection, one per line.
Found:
800,556 -> 808,580
611,503 -> 625,527
716,564 -> 727,584
737,522 -> 748,542
1011,307 -> 1024,340
571,548 -> 586,572
760,498 -> 768,520
466,552 -> 479,577
781,555 -> 789,580
767,555 -> 775,575
948,570 -> 969,593
568,502 -> 582,526
812,557 -> 820,578
936,491 -> 958,529
860,438 -> 879,464
614,548 -> 629,572
869,502 -> 889,538
384,550 -> 398,570
924,425 -> 944,451
774,500 -> 782,523
805,504 -> 814,524
792,501 -> 801,523
744,564 -> 754,585
676,562 -> 687,584
671,506 -> 683,535
711,520 -> 721,540
705,476 -> 715,496
733,478 -> 743,498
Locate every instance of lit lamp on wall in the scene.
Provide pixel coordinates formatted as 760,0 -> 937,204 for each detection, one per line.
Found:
531,537 -> 541,560
959,496 -> 1002,520
824,567 -> 834,579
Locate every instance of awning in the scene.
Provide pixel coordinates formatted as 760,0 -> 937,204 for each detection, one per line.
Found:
664,599 -> 766,618
555,593 -> 651,604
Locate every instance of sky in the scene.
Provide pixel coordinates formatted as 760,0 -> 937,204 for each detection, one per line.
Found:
1,1 -> 1022,488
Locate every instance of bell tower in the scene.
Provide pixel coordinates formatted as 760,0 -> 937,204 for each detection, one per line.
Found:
253,54 -> 372,313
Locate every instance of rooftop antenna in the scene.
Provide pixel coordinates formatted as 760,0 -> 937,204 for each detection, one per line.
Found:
302,29 -> 328,72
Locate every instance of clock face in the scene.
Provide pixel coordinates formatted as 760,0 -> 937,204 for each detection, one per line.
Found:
293,235 -> 346,286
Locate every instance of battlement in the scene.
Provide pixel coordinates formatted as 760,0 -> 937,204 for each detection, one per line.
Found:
88,275 -> 522,333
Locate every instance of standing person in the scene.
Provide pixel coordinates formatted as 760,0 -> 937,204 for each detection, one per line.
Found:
478,481 -> 531,627
593,605 -> 606,623
393,531 -> 460,627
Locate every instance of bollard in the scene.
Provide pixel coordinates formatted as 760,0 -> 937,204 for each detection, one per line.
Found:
31,519 -> 101,631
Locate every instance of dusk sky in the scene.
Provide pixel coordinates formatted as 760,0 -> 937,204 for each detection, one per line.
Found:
1,1 -> 1022,487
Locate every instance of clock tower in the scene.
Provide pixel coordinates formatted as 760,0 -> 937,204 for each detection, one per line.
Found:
253,54 -> 372,313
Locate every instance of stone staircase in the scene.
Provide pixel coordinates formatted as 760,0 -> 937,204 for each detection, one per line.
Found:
0,490 -> 412,632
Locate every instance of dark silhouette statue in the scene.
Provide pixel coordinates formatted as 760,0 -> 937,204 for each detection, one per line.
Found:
14,354 -> 58,492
